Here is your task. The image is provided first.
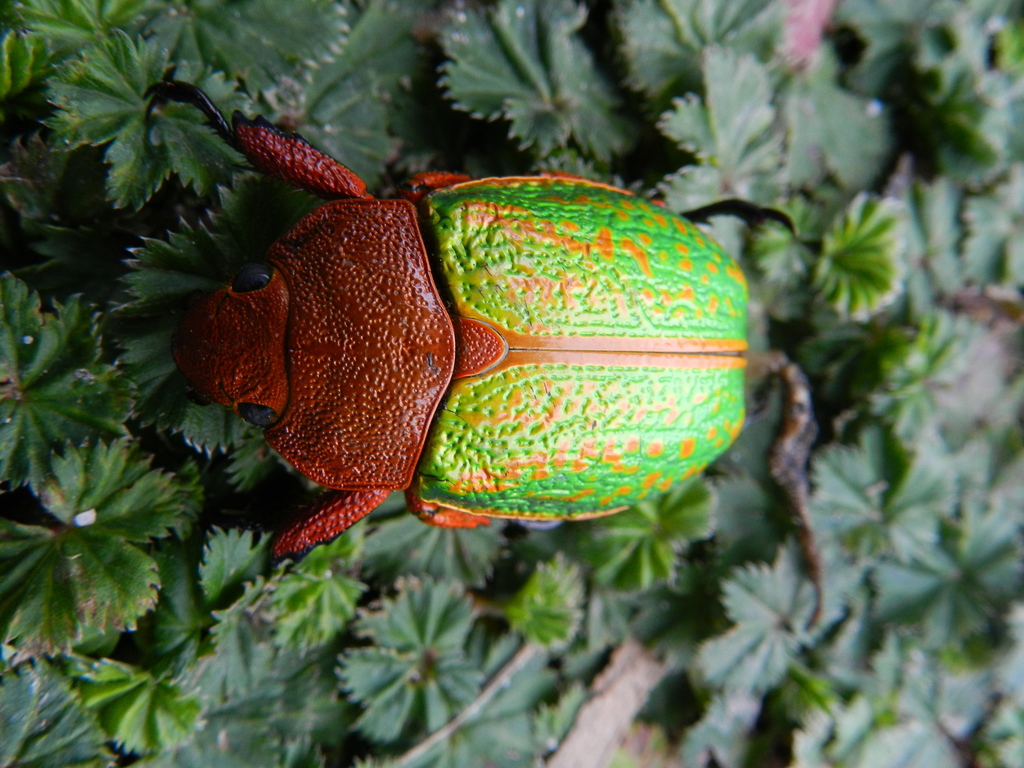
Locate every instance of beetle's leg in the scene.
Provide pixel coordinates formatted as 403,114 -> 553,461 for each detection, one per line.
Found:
405,492 -> 492,529
147,80 -> 372,201
147,80 -> 237,148
749,351 -> 822,626
399,171 -> 472,204
273,488 -> 390,562
682,199 -> 795,234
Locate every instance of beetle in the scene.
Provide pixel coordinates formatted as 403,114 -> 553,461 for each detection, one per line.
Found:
149,81 -> 802,564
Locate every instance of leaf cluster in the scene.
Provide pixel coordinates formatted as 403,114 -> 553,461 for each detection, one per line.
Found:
3,0 -> 1024,766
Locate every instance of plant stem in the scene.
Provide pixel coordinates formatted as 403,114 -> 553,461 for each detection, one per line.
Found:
395,642 -> 542,766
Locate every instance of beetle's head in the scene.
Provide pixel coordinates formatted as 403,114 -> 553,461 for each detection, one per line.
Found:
173,262 -> 290,428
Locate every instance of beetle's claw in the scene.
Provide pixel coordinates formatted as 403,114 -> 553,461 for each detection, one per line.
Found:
145,80 -> 239,150
682,199 -> 796,235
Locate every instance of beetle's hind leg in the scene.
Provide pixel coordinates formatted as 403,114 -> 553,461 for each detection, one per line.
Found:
146,80 -> 372,201
748,351 -> 822,626
406,492 -> 492,529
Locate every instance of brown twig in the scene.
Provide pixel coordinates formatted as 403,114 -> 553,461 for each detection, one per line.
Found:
545,640 -> 667,768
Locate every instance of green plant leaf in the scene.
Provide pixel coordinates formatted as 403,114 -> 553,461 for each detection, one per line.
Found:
0,274 -> 130,488
784,52 -> 892,190
143,0 -> 347,95
912,14 -> 1007,182
271,531 -> 365,650
191,576 -> 279,705
843,651 -> 988,768
163,600 -> 348,765
340,579 -> 480,742
659,46 -> 783,207
810,429 -> 955,559
813,193 -> 903,318
440,0 -> 633,161
199,528 -> 271,609
505,555 -> 583,648
0,29 -> 53,122
19,0 -> 154,55
532,683 -> 585,756
0,660 -> 112,768
270,0 -> 420,189
963,163 -> 1024,285
901,178 -> 966,315
871,311 -> 982,442
680,689 -> 761,768
0,439 -> 201,653
142,535 -> 209,676
998,604 -> 1024,706
997,19 -> 1024,74
875,503 -> 1022,646
362,512 -> 503,588
582,477 -> 712,592
48,33 -> 243,208
71,658 -> 200,754
697,545 -> 815,693
615,0 -> 780,109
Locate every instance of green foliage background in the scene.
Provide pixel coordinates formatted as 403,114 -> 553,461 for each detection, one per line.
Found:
2,0 -> 1024,765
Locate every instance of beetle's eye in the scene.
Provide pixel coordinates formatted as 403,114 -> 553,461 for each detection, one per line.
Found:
232,263 -> 272,293
186,387 -> 212,406
237,401 -> 278,428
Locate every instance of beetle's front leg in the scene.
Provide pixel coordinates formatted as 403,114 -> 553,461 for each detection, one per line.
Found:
147,80 -> 372,201
748,351 -> 822,625
273,488 -> 390,562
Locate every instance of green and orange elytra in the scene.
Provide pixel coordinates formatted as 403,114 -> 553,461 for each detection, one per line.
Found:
148,81 -> 797,564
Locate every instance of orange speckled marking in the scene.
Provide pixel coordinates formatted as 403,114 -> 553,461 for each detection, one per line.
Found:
707,426 -> 718,440
726,263 -> 746,285
708,295 -> 719,313
603,440 -> 624,465
639,232 -> 653,246
620,237 -> 652,277
625,436 -> 640,453
679,438 -> 695,458
642,472 -> 662,489
595,227 -> 615,260
646,441 -> 664,457
653,213 -> 668,228
707,262 -> 719,273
